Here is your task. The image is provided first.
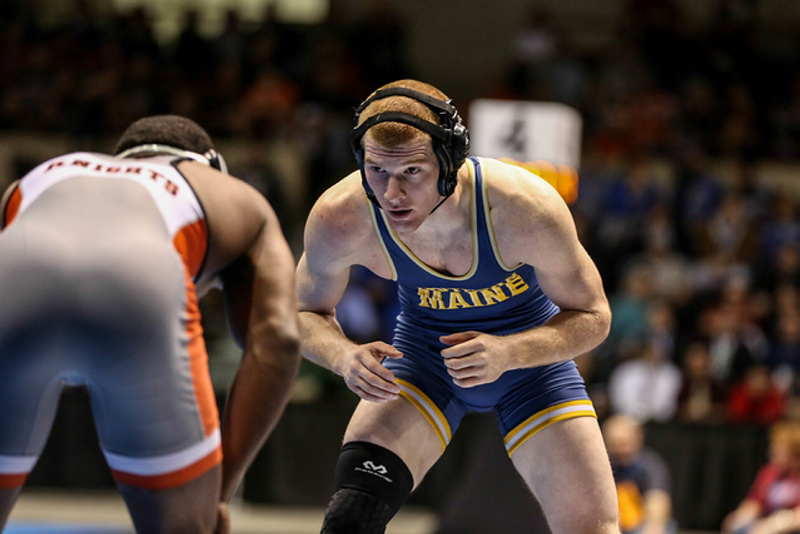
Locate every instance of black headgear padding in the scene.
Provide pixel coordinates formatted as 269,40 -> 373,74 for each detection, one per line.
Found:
352,87 -> 470,206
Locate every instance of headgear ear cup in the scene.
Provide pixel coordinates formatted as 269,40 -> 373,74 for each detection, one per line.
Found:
352,87 -> 469,206
203,149 -> 228,174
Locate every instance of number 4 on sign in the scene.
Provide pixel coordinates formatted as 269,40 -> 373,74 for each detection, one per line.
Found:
499,116 -> 528,159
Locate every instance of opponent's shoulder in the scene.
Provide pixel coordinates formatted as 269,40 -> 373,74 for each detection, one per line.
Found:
183,160 -> 271,220
181,161 -> 279,276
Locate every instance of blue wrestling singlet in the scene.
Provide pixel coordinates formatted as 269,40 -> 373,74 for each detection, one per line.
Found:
370,157 -> 595,455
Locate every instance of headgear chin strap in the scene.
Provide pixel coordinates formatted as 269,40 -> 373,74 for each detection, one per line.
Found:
115,143 -> 228,175
352,87 -> 470,209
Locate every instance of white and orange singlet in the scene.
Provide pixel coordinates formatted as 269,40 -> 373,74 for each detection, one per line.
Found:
0,152 -> 221,490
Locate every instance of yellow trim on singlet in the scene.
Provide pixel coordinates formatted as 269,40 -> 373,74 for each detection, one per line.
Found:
375,161 -> 479,281
396,379 -> 452,453
478,157 -> 520,272
367,198 -> 398,281
504,399 -> 596,456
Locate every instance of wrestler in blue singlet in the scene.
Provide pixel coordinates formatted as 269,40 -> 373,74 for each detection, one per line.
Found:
370,157 -> 595,455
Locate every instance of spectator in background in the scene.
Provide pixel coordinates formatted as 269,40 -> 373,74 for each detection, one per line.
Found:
726,364 -> 786,426
700,191 -> 760,264
766,309 -> 800,399
760,194 -> 800,265
754,242 -> 800,299
598,157 -> 664,263
627,202 -> 694,308
675,338 -> 728,424
348,1 -> 411,89
721,421 -> 800,533
603,414 -> 677,534
606,263 -> 655,362
671,145 -> 725,258
698,275 -> 769,388
607,336 -> 682,423
172,8 -> 216,81
507,7 -> 561,100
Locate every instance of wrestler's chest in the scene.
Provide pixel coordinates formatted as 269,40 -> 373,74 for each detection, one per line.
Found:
403,235 -> 474,278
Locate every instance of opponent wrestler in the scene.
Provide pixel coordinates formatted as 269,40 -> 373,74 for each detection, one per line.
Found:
296,79 -> 619,533
0,115 -> 300,533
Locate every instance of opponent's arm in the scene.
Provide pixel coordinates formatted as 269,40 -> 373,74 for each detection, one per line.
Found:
217,199 -> 301,503
296,183 -> 401,402
441,161 -> 610,386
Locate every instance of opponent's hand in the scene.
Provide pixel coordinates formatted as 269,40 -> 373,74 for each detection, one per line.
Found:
339,341 -> 402,402
440,331 -> 508,387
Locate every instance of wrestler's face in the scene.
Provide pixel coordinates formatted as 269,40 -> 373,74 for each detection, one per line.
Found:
362,134 -> 441,234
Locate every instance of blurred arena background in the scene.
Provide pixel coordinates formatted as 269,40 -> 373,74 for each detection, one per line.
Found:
3,0 -> 800,532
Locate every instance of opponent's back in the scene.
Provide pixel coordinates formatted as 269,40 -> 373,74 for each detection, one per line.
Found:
3,151 -> 209,278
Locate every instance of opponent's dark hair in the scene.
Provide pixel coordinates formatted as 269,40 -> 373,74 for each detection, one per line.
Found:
352,80 -> 470,206
114,115 -> 226,173
114,115 -> 215,155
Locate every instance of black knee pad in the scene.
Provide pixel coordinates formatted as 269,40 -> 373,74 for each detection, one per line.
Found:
320,488 -> 394,534
321,441 -> 414,534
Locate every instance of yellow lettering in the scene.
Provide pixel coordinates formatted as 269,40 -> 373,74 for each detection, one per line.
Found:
447,290 -> 472,309
417,275 -> 531,310
464,289 -> 485,307
418,288 -> 446,309
478,284 -> 509,305
505,273 -> 529,296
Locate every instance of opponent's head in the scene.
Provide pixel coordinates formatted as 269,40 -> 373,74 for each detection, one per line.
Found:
114,115 -> 227,173
352,79 -> 469,207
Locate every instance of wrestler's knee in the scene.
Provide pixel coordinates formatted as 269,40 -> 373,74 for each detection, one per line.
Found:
321,441 -> 413,534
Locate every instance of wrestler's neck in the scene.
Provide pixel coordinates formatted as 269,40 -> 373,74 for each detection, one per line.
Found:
400,168 -> 470,241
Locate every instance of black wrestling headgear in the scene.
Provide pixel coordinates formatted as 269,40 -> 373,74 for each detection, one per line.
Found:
351,87 -> 469,206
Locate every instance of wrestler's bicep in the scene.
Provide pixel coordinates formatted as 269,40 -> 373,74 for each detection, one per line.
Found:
535,245 -> 607,313
296,252 -> 351,313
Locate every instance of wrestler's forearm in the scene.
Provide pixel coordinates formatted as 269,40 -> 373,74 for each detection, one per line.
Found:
506,308 -> 611,368
298,310 -> 356,376
219,337 -> 300,502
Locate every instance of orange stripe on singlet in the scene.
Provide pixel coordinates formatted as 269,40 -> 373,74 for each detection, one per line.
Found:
0,473 -> 27,489
173,219 -> 208,278
173,220 -> 218,437
111,445 -> 222,490
3,186 -> 22,226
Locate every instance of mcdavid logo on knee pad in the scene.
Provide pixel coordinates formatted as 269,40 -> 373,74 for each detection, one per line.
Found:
355,461 -> 393,482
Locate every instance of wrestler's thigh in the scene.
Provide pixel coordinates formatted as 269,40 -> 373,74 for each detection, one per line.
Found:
511,416 -> 620,534
343,397 -> 443,489
117,464 -> 221,533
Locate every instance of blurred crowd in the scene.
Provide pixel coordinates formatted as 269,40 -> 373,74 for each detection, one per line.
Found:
4,0 -> 800,427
